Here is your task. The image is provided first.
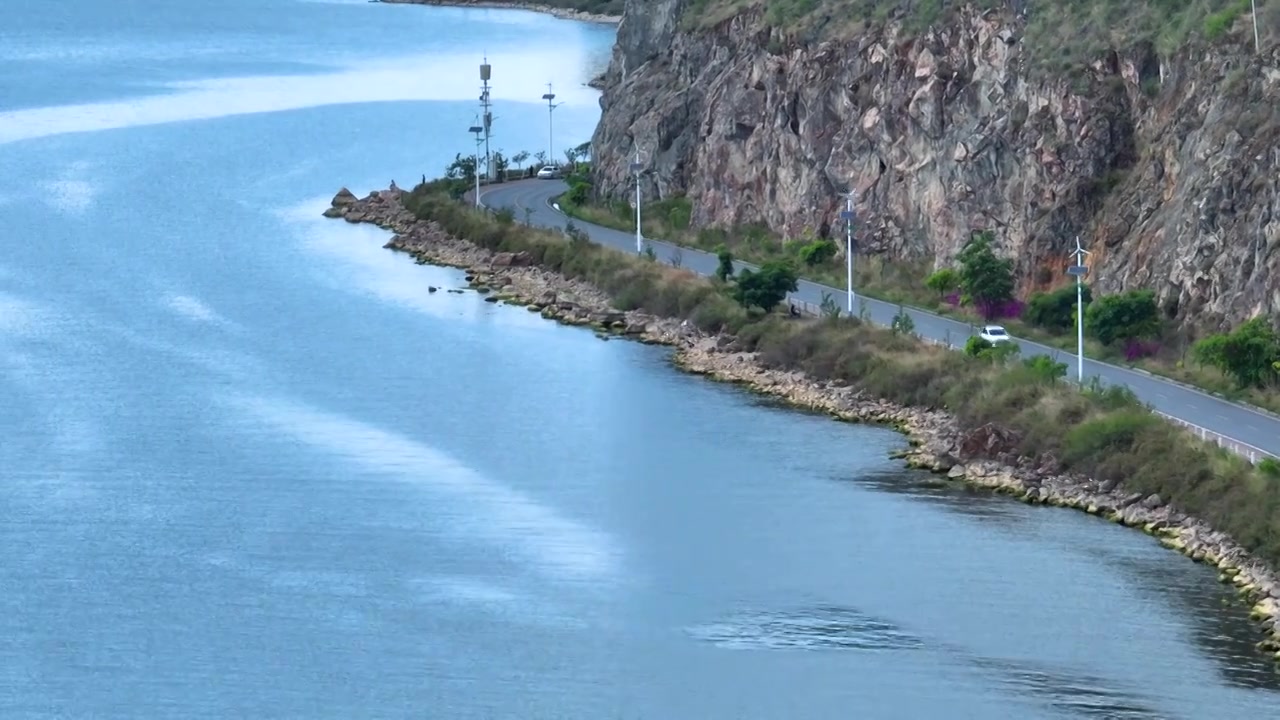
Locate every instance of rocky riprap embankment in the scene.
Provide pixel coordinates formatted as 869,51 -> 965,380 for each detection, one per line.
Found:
325,185 -> 1280,660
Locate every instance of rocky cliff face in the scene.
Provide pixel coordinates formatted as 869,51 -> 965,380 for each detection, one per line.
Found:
591,0 -> 1280,331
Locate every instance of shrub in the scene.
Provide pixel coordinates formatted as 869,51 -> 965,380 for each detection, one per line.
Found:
1023,355 -> 1068,383
1259,458 -> 1280,479
957,230 -> 1015,320
715,245 -> 735,282
666,198 -> 693,231
566,181 -> 591,206
1025,284 -> 1092,332
1193,317 -> 1280,389
797,238 -> 838,266
819,291 -> 841,319
965,336 -> 1018,363
1086,290 -> 1160,346
733,260 -> 799,312
891,305 -> 916,336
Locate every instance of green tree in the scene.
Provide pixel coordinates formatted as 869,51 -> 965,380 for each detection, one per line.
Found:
715,245 -> 735,282
732,260 -> 799,312
957,230 -> 1015,319
1025,284 -> 1092,332
445,153 -> 476,182
924,268 -> 959,299
798,238 -> 838,267
1193,317 -> 1280,388
1085,290 -> 1159,346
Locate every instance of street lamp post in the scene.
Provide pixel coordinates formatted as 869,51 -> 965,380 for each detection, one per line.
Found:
480,58 -> 493,184
468,122 -> 484,208
1067,236 -> 1092,385
630,150 -> 644,255
540,83 -> 562,166
838,189 -> 857,314
1251,0 -> 1261,53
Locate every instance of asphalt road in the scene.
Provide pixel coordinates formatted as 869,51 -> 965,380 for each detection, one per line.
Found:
480,179 -> 1280,459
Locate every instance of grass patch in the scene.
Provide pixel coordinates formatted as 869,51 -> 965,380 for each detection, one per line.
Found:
406,182 -> 1280,569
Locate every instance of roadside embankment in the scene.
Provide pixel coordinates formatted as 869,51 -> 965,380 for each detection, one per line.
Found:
324,182 -> 1280,661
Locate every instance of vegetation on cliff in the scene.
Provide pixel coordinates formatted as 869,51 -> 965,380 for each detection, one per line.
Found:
403,181 -> 1280,568
681,0 -> 1276,65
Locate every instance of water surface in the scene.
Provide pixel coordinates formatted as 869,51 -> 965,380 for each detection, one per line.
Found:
2,1 -> 1278,718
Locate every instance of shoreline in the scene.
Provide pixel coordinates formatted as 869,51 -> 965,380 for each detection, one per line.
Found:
371,0 -> 622,24
325,184 -> 1280,662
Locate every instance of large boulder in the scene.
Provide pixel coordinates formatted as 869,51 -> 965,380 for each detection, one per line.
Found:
331,187 -> 358,207
958,422 -> 1021,460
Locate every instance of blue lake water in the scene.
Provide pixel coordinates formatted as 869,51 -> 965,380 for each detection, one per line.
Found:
2,1 -> 1279,717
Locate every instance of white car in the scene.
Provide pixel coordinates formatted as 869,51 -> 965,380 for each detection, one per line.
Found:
978,325 -> 1012,344
535,165 -> 559,179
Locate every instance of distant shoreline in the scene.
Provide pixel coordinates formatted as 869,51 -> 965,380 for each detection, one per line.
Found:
371,0 -> 623,25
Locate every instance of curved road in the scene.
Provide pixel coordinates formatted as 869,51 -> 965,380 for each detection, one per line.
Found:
479,179 -> 1280,460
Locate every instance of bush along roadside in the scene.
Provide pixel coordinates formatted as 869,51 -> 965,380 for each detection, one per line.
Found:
327,182 -> 1280,661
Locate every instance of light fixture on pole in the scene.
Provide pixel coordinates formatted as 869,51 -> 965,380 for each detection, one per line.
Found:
838,188 -> 858,314
630,149 -> 644,255
540,83 -> 562,166
479,57 -> 494,184
468,121 -> 484,208
1067,236 -> 1092,385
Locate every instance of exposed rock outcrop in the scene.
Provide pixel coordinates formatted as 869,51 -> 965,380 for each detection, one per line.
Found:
326,184 -> 1280,659
591,0 -> 1280,332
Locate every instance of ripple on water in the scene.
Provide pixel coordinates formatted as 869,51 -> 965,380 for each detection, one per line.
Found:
969,656 -> 1175,720
685,605 -> 926,652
